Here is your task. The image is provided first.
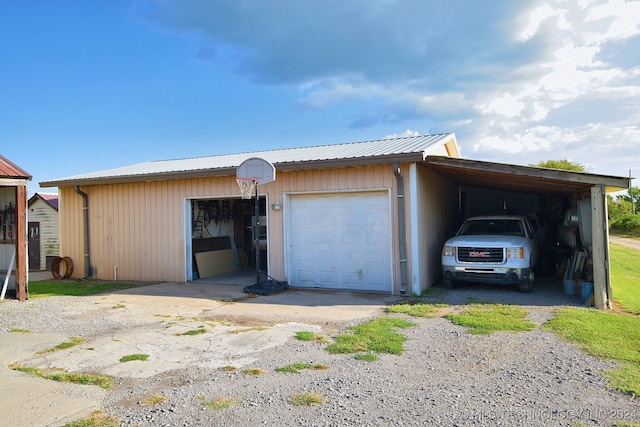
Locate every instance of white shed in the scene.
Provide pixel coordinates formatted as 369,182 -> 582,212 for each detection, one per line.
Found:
27,193 -> 60,271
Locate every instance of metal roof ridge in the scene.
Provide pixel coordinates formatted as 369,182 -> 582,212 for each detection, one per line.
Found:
146,133 -> 453,164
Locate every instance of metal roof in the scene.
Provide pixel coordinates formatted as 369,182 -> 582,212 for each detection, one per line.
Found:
423,156 -> 632,195
28,193 -> 59,211
0,155 -> 32,180
41,133 -> 457,187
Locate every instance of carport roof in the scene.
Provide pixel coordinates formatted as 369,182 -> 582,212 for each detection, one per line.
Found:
423,156 -> 631,195
40,133 -> 458,187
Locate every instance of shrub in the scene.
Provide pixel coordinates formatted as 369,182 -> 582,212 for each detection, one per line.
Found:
610,213 -> 640,233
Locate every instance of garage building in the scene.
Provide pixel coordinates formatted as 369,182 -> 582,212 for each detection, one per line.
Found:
40,134 -> 630,308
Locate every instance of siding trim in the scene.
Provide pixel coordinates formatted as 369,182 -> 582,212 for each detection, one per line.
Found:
409,163 -> 420,296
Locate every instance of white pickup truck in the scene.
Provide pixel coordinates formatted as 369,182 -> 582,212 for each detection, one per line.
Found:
441,215 -> 538,292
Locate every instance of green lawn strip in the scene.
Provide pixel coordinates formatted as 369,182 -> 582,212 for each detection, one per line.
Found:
9,364 -> 112,388
28,280 -> 142,298
444,304 -> 536,335
543,307 -> 640,397
610,243 -> 640,315
386,302 -> 448,317
326,317 -> 415,355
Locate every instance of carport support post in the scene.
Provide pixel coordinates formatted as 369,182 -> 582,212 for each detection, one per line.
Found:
254,182 -> 261,285
591,185 -> 610,309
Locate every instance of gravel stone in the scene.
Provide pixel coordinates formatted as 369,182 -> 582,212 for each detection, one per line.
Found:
1,281 -> 639,427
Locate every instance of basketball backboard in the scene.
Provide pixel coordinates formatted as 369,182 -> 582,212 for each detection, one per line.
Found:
236,157 -> 275,185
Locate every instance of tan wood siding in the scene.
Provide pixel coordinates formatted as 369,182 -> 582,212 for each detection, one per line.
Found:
58,165 -> 398,286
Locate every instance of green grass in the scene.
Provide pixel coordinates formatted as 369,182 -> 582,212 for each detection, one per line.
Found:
176,325 -> 207,336
354,353 -> 378,362
64,410 -> 119,427
37,336 -> 84,354
444,304 -> 536,335
325,317 -> 415,355
290,392 -> 327,406
386,303 -> 448,317
119,353 -> 149,363
229,326 -> 269,334
610,243 -> 640,314
275,362 -> 329,374
544,308 -> 640,396
202,397 -> 239,410
295,331 -> 330,343
9,364 -> 112,388
28,280 -> 141,298
243,368 -> 267,376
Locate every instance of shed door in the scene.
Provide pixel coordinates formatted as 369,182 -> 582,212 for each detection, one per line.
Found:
287,191 -> 392,292
28,222 -> 40,270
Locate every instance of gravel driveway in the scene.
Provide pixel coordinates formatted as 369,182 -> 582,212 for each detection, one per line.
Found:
1,279 -> 638,427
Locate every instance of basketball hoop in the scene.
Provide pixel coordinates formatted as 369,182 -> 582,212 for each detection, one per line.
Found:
236,177 -> 258,200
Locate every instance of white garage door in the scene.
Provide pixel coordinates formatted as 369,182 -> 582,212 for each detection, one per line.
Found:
287,191 -> 392,292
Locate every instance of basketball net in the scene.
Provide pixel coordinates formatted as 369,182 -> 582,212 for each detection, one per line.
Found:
236,178 -> 258,200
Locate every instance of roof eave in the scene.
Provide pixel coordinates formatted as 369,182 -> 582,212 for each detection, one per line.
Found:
40,153 -> 426,188
425,156 -> 632,194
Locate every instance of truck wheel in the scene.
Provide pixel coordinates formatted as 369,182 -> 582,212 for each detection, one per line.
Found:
518,271 -> 534,293
443,277 -> 455,289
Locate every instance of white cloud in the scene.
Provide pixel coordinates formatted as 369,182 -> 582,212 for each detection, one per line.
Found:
138,0 -> 640,176
385,130 -> 420,139
518,3 -> 565,41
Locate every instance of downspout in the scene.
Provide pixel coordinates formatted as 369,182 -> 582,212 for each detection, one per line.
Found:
75,186 -> 92,279
393,163 -> 408,294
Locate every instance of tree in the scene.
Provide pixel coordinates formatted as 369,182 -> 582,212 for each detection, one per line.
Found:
531,159 -> 586,172
619,186 -> 640,207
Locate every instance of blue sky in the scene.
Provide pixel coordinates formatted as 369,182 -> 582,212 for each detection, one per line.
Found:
2,0 -> 639,195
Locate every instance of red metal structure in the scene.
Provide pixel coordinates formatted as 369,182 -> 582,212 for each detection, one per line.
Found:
0,155 -> 31,301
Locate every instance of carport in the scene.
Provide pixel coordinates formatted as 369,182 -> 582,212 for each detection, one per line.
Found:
423,156 -> 632,309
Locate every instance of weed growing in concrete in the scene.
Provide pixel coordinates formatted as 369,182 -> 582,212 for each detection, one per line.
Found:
176,325 -> 207,336
37,336 -> 84,354
119,353 -> 149,363
229,326 -> 270,334
9,364 -> 112,388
